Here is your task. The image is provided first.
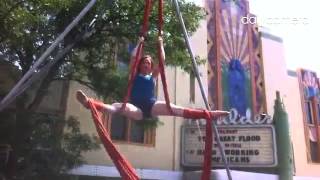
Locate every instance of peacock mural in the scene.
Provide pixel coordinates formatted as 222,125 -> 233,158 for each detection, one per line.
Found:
207,0 -> 266,117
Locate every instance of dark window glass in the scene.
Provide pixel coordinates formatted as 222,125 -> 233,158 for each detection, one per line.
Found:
305,101 -> 314,124
310,141 -> 319,162
317,103 -> 320,124
111,114 -> 127,140
130,121 -> 144,143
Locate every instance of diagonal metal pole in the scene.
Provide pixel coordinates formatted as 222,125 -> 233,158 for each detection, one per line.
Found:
0,20 -> 96,111
172,0 -> 232,179
0,0 -> 97,112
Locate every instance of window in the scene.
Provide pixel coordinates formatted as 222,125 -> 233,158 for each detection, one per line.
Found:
106,114 -> 155,146
298,69 -> 320,163
304,98 -> 320,163
101,69 -> 157,146
310,141 -> 319,162
110,114 -> 127,141
318,103 -> 320,123
305,101 -> 314,124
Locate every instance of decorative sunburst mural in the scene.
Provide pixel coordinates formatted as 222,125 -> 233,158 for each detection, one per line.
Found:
207,0 -> 266,117
300,69 -> 319,99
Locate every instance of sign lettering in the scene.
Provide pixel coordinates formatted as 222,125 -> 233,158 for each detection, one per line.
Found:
181,125 -> 277,167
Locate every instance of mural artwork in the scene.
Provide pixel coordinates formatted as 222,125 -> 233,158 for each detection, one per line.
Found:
207,0 -> 266,117
300,70 -> 320,99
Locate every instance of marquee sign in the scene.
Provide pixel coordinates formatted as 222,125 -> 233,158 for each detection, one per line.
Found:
181,124 -> 277,167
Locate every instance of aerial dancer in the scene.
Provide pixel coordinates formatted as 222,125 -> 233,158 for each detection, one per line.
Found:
77,37 -> 229,121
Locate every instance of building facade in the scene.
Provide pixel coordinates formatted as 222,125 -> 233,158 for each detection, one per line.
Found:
1,0 -> 320,180
63,0 -> 320,179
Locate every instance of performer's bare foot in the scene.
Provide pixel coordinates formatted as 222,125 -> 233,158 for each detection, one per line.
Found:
76,90 -> 89,109
210,110 -> 229,119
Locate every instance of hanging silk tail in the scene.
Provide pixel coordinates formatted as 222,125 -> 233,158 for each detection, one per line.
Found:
201,111 -> 213,180
87,99 -> 140,180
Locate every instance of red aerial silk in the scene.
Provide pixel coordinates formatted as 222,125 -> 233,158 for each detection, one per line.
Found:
183,109 -> 214,179
88,99 -> 214,180
121,0 -> 174,115
201,111 -> 213,180
87,99 -> 139,180
91,0 -> 215,177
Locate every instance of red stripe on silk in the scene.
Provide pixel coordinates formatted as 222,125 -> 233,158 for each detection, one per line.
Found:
88,99 -> 139,180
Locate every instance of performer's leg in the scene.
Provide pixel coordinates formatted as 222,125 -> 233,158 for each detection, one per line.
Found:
111,103 -> 143,120
76,90 -> 115,111
151,101 -> 229,119
151,101 -> 184,116
76,90 -> 143,120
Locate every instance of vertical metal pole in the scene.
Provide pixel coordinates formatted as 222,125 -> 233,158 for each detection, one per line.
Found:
172,0 -> 232,179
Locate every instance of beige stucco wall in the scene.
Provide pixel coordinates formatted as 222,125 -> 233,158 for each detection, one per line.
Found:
36,80 -> 68,113
261,32 -> 320,177
260,34 -> 288,116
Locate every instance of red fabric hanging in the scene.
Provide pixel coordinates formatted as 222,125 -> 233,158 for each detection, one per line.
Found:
201,111 -> 213,180
121,41 -> 144,111
121,0 -> 152,112
88,99 -> 139,180
157,0 -> 174,115
121,0 -> 174,115
88,99 -> 214,180
140,0 -> 153,37
108,0 -> 214,178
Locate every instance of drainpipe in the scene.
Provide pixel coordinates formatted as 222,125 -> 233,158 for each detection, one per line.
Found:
274,91 -> 293,180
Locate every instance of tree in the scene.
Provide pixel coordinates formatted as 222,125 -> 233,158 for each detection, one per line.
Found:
0,110 -> 100,180
0,0 -> 204,179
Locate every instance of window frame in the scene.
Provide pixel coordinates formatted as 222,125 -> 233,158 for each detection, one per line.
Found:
302,96 -> 320,163
305,100 -> 314,125
103,113 -> 156,147
310,97 -> 320,162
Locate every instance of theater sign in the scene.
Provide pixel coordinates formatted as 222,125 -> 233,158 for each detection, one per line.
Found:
181,109 -> 277,167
